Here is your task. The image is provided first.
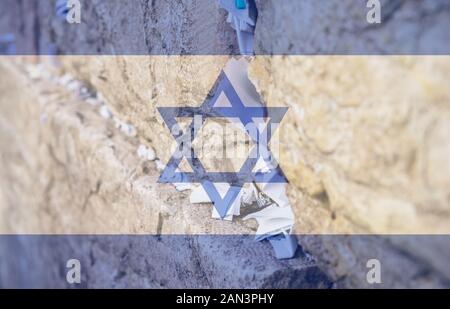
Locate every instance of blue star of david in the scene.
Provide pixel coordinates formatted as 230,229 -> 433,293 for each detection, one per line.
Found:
157,70 -> 288,219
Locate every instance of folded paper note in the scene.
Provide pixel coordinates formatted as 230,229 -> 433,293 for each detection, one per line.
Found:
218,0 -> 257,55
244,205 -> 295,240
268,233 -> 298,259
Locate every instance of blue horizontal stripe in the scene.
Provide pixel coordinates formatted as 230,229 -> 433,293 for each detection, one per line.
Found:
0,235 -> 449,288
0,0 -> 449,55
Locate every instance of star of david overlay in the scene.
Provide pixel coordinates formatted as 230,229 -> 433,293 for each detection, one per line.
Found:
157,70 -> 288,219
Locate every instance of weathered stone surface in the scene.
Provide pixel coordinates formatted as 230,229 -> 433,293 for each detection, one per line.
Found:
248,56 -> 450,285
254,0 -> 450,54
0,59 -> 330,288
56,54 -> 450,287
0,59 -> 251,235
4,1 -> 450,55
0,0 -> 238,55
1,0 -> 450,288
250,56 -> 450,235
59,55 -> 231,171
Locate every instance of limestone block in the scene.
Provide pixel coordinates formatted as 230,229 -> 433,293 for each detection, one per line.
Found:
249,55 -> 450,285
0,59 -> 329,288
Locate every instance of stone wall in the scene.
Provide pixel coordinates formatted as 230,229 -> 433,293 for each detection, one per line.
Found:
0,59 -> 332,288
250,56 -> 450,286
1,0 -> 450,288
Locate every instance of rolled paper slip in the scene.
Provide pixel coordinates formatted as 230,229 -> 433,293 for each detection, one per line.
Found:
267,234 -> 298,259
